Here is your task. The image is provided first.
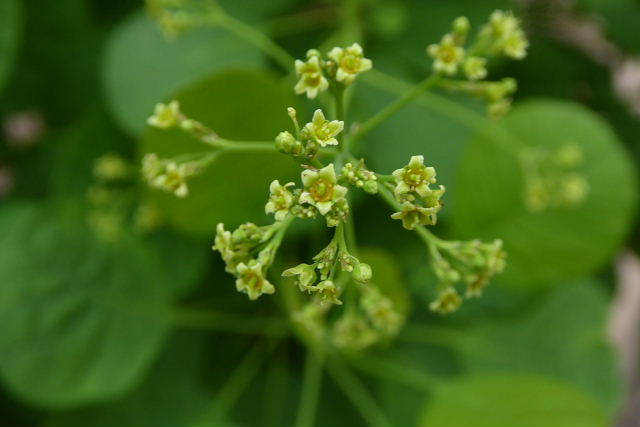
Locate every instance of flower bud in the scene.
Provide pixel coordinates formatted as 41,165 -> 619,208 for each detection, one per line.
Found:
353,262 -> 373,283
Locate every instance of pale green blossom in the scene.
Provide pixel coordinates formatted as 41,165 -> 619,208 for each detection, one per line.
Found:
299,164 -> 348,216
392,155 -> 436,198
304,109 -> 344,147
147,100 -> 181,129
235,260 -> 275,300
427,34 -> 465,75
464,56 -> 488,81
327,43 -> 373,84
294,55 -> 329,99
265,180 -> 295,221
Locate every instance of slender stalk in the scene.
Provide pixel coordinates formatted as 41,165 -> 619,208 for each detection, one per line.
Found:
216,140 -> 277,152
167,306 -> 290,337
361,69 -> 529,152
351,73 -> 441,144
212,11 -> 294,70
196,342 -> 273,424
375,182 -> 443,247
350,355 -> 438,391
325,356 -> 393,427
295,351 -> 324,427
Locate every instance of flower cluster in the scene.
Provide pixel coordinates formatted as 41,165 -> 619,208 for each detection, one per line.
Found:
427,11 -> 528,118
430,239 -> 506,314
213,221 -> 290,300
388,155 -> 445,230
523,143 -> 589,212
141,153 -> 195,198
341,160 -> 378,194
283,226 -> 371,306
295,43 -> 372,99
141,21 -> 523,353
276,108 -> 344,159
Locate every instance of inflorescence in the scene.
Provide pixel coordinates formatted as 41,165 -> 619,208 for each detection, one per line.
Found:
141,10 -> 530,350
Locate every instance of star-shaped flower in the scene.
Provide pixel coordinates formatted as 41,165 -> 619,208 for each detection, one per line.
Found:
327,43 -> 373,84
304,109 -> 344,147
299,164 -> 348,215
294,55 -> 329,99
235,260 -> 275,300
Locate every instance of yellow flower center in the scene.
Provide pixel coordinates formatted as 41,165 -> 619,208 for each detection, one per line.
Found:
311,178 -> 334,202
340,54 -> 361,73
303,73 -> 322,87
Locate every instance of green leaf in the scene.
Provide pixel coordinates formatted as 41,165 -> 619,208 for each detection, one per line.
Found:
359,246 -> 411,315
47,330 -> 212,426
102,10 -> 262,136
0,203 -> 171,408
420,372 -> 607,426
141,69 -> 298,237
460,279 -> 622,416
452,99 -> 637,287
350,84 -> 478,204
0,0 -> 21,91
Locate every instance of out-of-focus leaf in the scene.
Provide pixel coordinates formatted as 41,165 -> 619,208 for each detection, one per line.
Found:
0,0 -> 21,91
103,10 -> 262,136
349,84 -> 477,207
452,99 -> 637,287
420,372 -> 607,426
0,203 -> 171,408
359,246 -> 411,315
49,107 -> 132,198
460,279 -> 621,415
47,330 -> 212,426
141,69 -> 298,237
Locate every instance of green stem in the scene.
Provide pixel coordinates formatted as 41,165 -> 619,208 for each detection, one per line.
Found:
375,183 -> 443,247
197,342 -> 273,424
361,69 -> 528,152
295,350 -> 324,427
167,306 -> 290,337
210,9 -> 294,70
215,139 -> 276,152
351,73 -> 441,144
350,355 -> 438,391
325,356 -> 393,427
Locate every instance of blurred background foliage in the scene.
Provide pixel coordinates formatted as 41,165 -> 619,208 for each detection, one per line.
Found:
1,0 -> 640,425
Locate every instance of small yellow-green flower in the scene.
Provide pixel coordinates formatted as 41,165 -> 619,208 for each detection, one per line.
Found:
141,153 -> 162,182
265,180 -> 295,221
299,164 -> 348,215
304,109 -> 344,147
429,286 -> 462,314
147,100 -> 181,129
152,162 -> 190,198
483,10 -> 529,59
235,260 -> 275,300
427,34 -> 465,75
390,201 -> 439,230
464,56 -> 488,81
503,29 -> 528,59
283,263 -> 317,292
488,10 -> 519,39
392,155 -> 436,198
312,280 -> 342,305
327,43 -> 373,84
294,55 -> 329,99
94,155 -> 130,181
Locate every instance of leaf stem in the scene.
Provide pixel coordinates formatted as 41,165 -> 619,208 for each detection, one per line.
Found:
197,341 -> 273,424
325,356 -> 393,427
295,350 -> 324,427
351,73 -> 441,144
350,355 -> 438,391
211,10 -> 294,70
